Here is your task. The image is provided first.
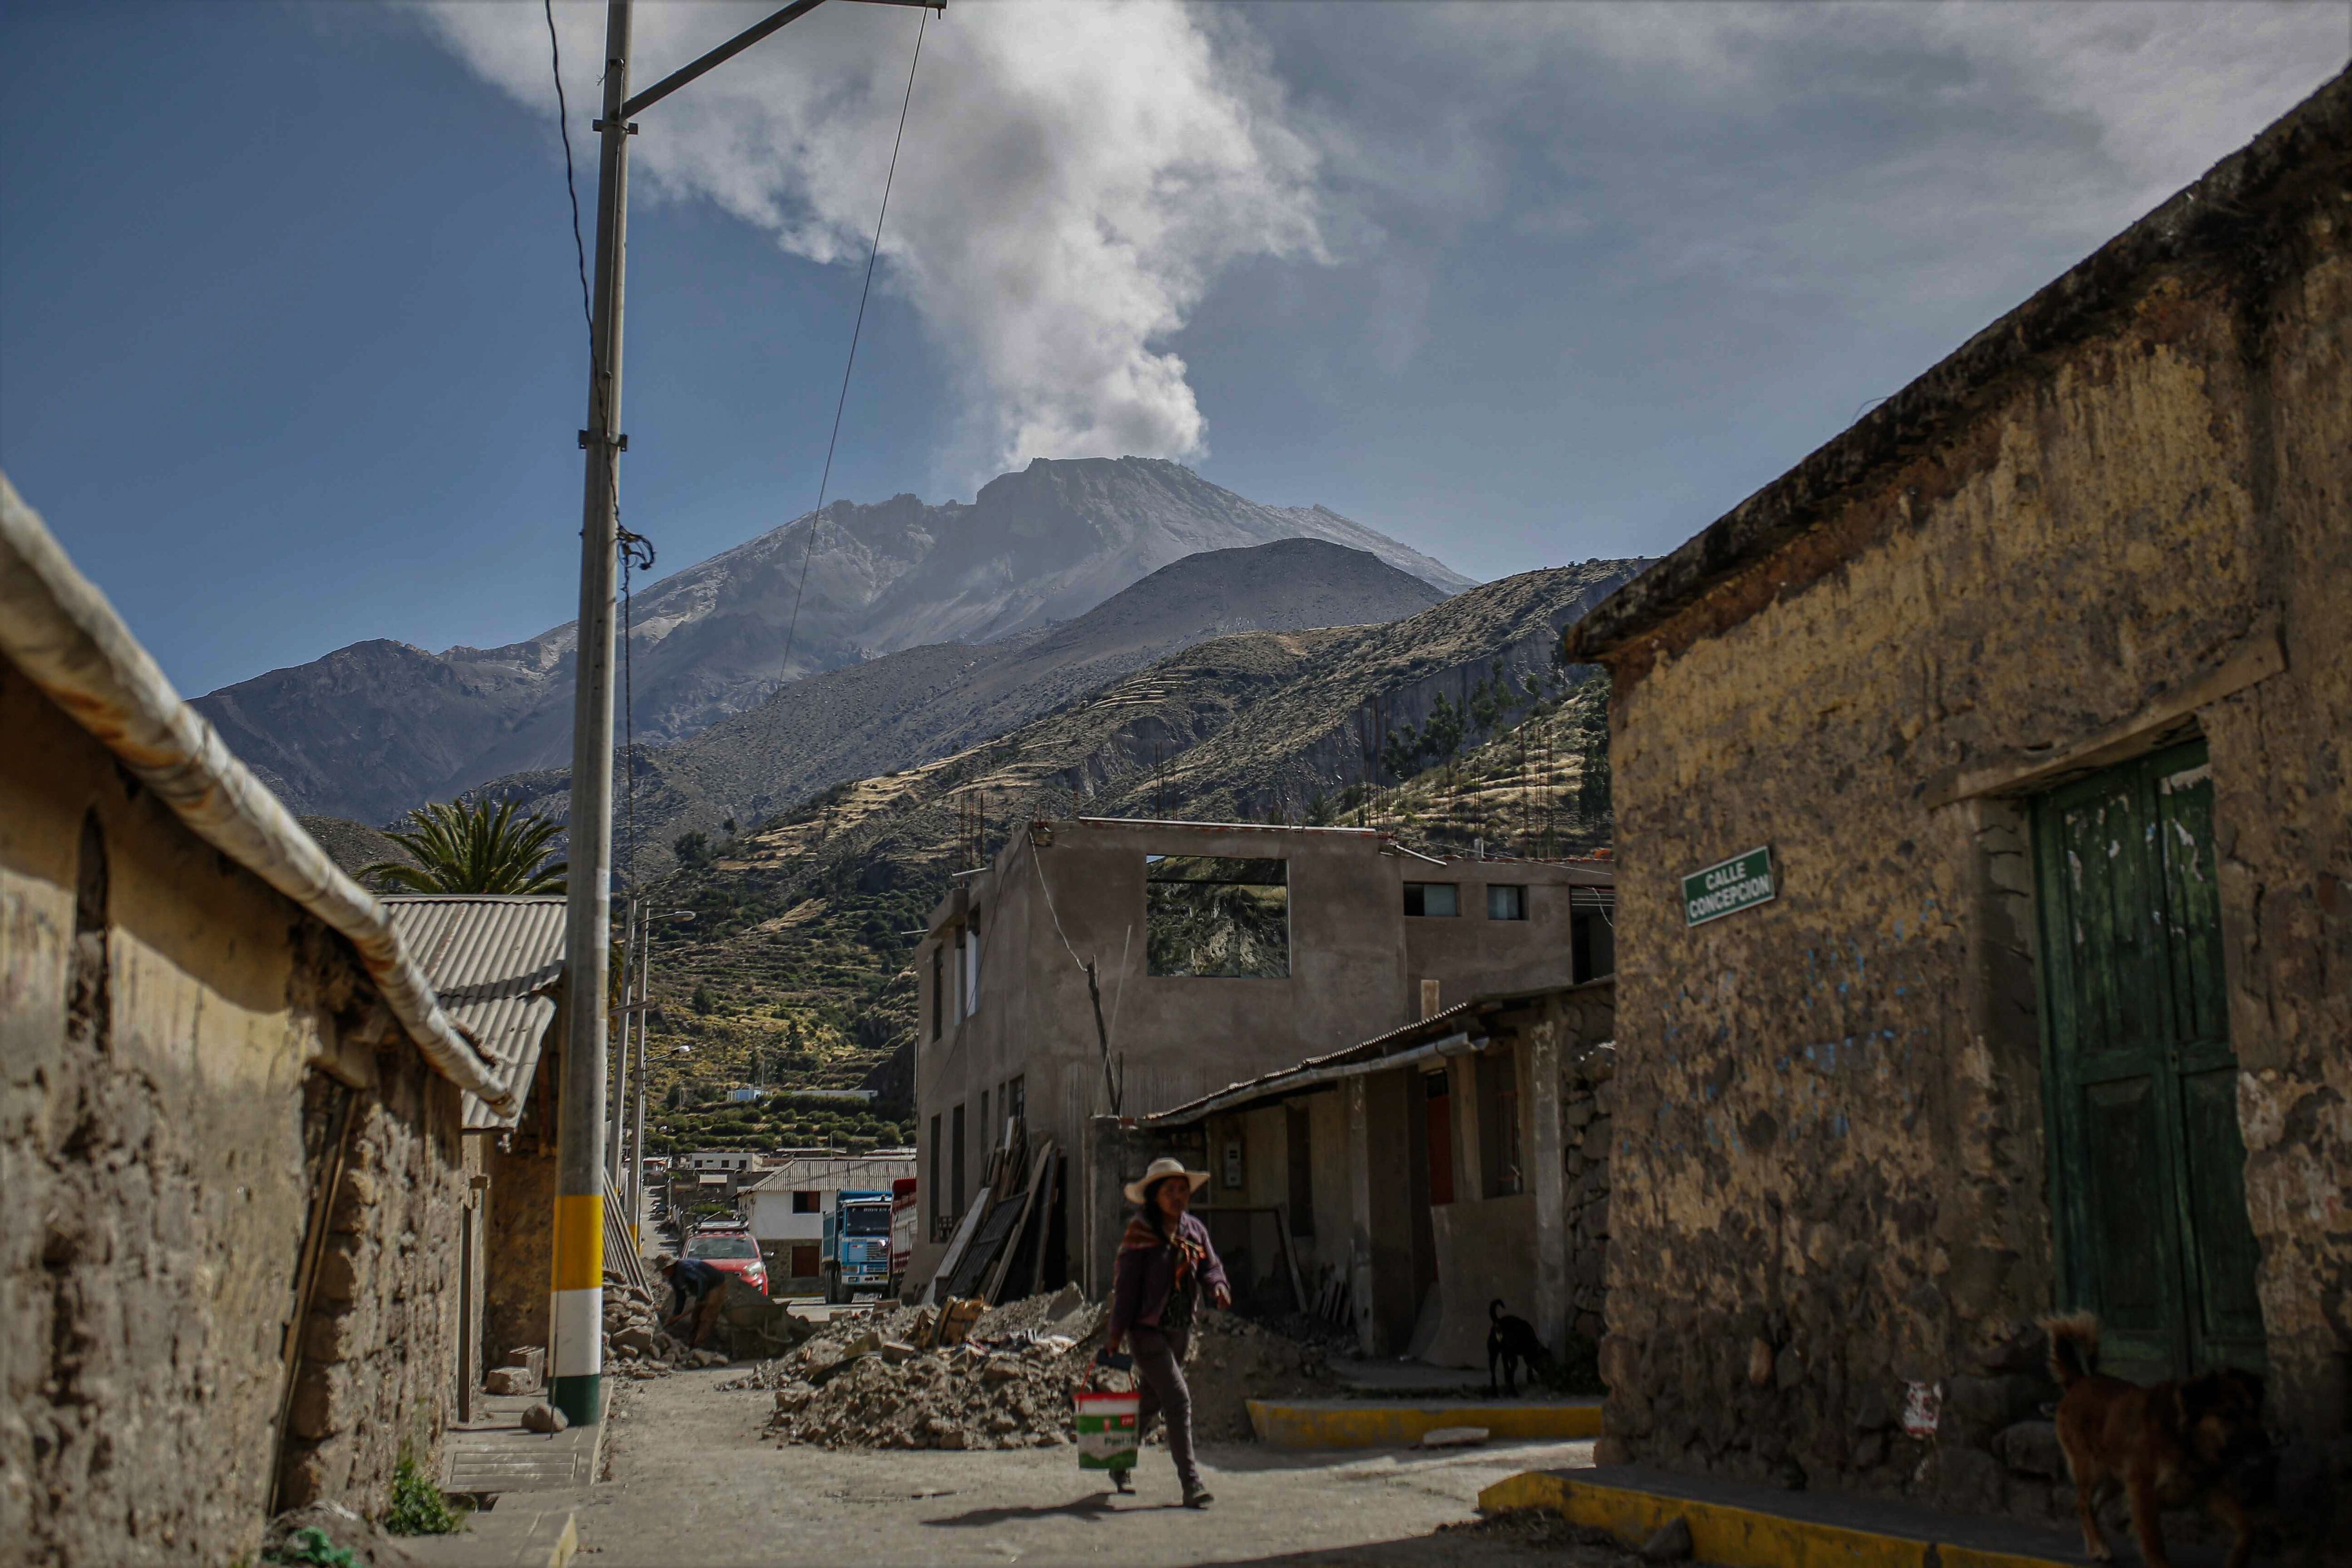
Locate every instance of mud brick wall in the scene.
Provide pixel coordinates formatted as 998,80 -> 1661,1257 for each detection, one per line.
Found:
1590,77 -> 2350,1532
277,1056 -> 470,1511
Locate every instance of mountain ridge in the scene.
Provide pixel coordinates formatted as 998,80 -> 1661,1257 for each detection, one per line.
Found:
458,535 -> 1454,859
195,457 -> 1470,823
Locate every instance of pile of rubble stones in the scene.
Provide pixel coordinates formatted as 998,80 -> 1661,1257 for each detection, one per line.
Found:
755,1289 -> 1339,1450
601,1277 -> 731,1379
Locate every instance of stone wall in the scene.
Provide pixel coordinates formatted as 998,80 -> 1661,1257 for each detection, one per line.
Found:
1,658 -> 472,1563
277,1058 -> 470,1510
485,1038 -> 562,1366
1586,74 -> 2350,1539
1560,1039 -> 1614,1347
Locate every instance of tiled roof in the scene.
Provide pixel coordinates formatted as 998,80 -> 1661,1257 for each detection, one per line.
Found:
381,896 -> 566,1130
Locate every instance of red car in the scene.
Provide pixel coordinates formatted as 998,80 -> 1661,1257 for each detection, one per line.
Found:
683,1230 -> 768,1296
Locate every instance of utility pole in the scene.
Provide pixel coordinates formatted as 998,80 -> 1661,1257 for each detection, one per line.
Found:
552,0 -> 634,1431
550,0 -> 940,1429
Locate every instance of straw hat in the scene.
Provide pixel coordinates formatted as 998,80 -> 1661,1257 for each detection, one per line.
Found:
653,1252 -> 678,1271
1124,1156 -> 1211,1205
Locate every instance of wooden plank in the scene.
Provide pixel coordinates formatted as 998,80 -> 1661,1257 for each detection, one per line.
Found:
986,1139 -> 1057,1305
947,1194 -> 1026,1301
927,1191 -> 991,1306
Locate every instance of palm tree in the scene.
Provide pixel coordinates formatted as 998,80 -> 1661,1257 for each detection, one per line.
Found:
359,800 -> 565,894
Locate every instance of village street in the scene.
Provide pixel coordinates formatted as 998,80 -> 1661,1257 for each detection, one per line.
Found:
543,1369 -> 1622,1566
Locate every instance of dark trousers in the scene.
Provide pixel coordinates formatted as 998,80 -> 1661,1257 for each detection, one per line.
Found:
1131,1327 -> 1198,1489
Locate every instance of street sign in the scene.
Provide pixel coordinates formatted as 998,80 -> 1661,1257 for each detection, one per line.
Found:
1684,845 -> 1776,927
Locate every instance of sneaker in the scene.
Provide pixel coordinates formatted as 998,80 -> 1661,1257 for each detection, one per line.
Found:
1182,1483 -> 1214,1509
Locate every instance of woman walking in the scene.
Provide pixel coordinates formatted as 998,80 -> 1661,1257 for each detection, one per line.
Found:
1099,1156 -> 1230,1507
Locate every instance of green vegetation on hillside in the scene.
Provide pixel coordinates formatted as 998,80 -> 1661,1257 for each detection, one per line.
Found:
625,563 -> 1635,1136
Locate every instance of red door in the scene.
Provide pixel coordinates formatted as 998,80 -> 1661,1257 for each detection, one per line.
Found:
1425,1074 -> 1455,1205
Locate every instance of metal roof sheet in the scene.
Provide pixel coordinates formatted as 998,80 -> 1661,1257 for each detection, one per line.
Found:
381,896 -> 566,1130
740,1153 -> 917,1194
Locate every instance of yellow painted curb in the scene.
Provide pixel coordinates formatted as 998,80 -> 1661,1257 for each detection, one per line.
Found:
1476,1471 -> 2074,1568
1247,1400 -> 1604,1449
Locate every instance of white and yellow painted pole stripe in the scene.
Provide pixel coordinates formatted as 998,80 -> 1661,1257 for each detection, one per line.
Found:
549,1192 -> 604,1420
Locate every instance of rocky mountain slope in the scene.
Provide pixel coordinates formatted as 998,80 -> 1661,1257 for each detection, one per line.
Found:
623,557 -> 1643,1153
197,458 -> 1470,825
466,536 -> 1450,867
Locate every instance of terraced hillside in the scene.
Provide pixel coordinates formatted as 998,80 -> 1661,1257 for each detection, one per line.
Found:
630,560 -> 1639,1154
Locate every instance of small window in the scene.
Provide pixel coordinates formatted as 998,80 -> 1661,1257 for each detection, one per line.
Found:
1404,882 -> 1459,918
1486,884 -> 1527,921
930,946 -> 942,1040
792,1190 -> 821,1214
1146,856 -> 1290,978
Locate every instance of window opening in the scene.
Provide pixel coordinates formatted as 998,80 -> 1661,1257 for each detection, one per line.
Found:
1146,856 -> 1289,978
1486,884 -> 1526,921
1404,882 -> 1459,918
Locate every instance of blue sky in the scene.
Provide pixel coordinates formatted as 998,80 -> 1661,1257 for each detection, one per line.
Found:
4,1 -> 2344,698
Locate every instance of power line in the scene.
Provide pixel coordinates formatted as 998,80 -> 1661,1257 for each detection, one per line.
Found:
543,0 -> 593,352
779,9 -> 930,680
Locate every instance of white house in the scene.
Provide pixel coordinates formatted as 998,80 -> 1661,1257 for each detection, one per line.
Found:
738,1151 -> 914,1287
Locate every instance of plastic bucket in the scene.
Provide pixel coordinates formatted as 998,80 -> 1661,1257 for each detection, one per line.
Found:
1073,1389 -> 1139,1472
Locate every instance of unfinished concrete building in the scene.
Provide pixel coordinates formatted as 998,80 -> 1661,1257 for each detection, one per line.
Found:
1107,979 -> 1617,1366
907,815 -> 1614,1297
1570,74 -> 2350,1545
0,476 -> 520,1563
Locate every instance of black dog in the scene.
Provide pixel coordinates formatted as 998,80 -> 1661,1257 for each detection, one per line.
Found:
1487,1299 -> 1549,1396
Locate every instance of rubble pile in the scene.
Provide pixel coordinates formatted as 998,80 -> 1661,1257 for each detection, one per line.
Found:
754,1289 -> 1340,1450
1168,1311 -> 1339,1441
600,1277 -> 731,1378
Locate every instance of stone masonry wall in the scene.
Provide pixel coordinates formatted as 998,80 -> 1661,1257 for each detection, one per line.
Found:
1,660 -> 474,1563
1561,1038 -> 1615,1347
277,1057 -> 470,1512
1593,80 -> 2349,1540
485,1040 -> 561,1367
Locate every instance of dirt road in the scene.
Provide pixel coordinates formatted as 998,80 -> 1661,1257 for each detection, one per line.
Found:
547,1367 -> 1626,1566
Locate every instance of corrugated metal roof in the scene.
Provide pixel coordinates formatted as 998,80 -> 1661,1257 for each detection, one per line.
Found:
381,896 -> 566,1130
740,1153 -> 917,1194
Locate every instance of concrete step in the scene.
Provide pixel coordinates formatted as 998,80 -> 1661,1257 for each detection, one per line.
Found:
396,1497 -> 578,1568
1478,1462 -> 2258,1568
1247,1395 -> 1604,1449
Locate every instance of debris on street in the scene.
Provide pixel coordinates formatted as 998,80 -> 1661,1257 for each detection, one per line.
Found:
601,1272 -> 810,1377
741,1289 -> 1343,1450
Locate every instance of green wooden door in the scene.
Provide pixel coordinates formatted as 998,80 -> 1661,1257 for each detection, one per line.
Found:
2033,739 -> 2265,1379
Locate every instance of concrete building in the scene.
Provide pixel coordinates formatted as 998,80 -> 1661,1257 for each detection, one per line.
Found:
1567,76 -> 2350,1543
0,475 -> 521,1561
739,1151 -> 916,1289
1105,981 -> 1615,1365
909,815 -> 1614,1296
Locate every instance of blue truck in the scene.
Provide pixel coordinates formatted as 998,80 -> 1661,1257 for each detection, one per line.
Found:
822,1188 -> 896,1304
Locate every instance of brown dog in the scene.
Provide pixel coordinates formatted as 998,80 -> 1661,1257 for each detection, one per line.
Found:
2044,1314 -> 2271,1568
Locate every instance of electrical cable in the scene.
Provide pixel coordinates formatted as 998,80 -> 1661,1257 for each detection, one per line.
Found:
545,0 -> 593,353
778,9 -> 929,680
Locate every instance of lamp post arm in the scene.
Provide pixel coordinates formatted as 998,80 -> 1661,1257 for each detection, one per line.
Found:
623,0 -> 939,119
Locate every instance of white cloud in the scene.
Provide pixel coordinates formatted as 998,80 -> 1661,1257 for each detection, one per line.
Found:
1263,1 -> 2346,306
421,0 -> 1325,475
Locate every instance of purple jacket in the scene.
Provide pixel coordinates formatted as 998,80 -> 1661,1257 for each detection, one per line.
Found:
1108,1211 -> 1228,1338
